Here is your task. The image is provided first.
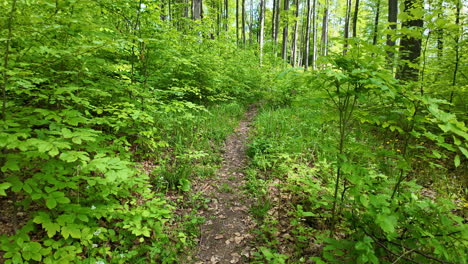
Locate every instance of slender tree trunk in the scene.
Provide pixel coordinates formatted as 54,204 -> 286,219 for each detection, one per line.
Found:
321,0 -> 329,57
311,0 -> 317,69
372,0 -> 381,45
236,0 -> 239,43
249,0 -> 254,45
224,0 -> 229,31
184,0 -> 189,18
449,0 -> 461,103
168,0 -> 172,21
387,0 -> 398,69
242,0 -> 246,46
192,0 -> 202,20
396,0 -> 423,80
291,0 -> 300,66
216,1 -> 221,37
282,0 -> 290,61
435,0 -> 444,58
343,0 -> 352,55
274,0 -> 281,44
352,0 -> 360,38
259,0 -> 266,65
272,0 -> 277,40
305,0 -> 312,70
161,0 -> 166,21
299,7 -> 308,67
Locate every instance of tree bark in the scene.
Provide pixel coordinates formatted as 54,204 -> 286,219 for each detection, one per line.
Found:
305,0 -> 312,70
343,0 -> 352,55
282,0 -> 290,61
184,0 -> 189,18
259,0 -> 266,65
291,0 -> 300,66
352,0 -> 360,38
192,0 -> 202,20
436,0 -> 443,58
387,0 -> 398,67
272,0 -> 277,40
311,0 -> 317,69
372,0 -> 380,45
274,0 -> 281,44
236,0 -> 239,44
242,0 -> 246,45
249,0 -> 253,45
449,0 -> 461,103
396,0 -> 423,80
224,0 -> 229,31
321,0 -> 329,57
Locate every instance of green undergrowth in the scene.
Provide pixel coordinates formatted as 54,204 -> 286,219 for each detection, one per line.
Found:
0,100 -> 247,264
0,1 -> 268,262
151,102 -> 246,192
246,61 -> 467,264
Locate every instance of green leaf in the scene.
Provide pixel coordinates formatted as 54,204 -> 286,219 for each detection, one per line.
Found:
43,222 -> 60,238
46,198 -> 57,209
454,155 -> 460,168
459,146 -> 468,158
0,182 -> 12,196
48,147 -> 59,157
376,214 -> 397,234
22,183 -> 33,194
33,212 -> 50,224
61,224 -> 81,239
1,159 -> 20,172
59,152 -> 78,162
22,242 -> 42,261
359,195 -> 369,208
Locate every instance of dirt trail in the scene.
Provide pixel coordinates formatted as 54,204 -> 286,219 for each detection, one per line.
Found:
193,105 -> 258,264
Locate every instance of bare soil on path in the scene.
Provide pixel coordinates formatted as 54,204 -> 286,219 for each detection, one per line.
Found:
193,105 -> 258,264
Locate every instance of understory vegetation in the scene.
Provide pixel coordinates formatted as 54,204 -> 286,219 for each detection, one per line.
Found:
247,59 -> 467,263
1,0 -> 467,263
0,1 -> 265,263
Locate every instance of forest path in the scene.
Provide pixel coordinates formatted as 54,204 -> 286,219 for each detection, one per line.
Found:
193,104 -> 258,264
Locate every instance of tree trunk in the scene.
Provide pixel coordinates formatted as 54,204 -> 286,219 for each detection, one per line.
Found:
311,0 -> 317,69
321,0 -> 329,57
372,0 -> 380,45
436,0 -> 443,58
272,0 -> 277,40
192,0 -> 202,20
305,0 -> 312,70
168,0 -> 172,21
352,0 -> 360,38
282,0 -> 290,61
249,0 -> 254,45
242,0 -> 246,46
449,0 -> 461,103
387,0 -> 398,67
274,0 -> 281,44
224,0 -> 229,31
343,0 -> 352,55
259,0 -> 266,65
291,0 -> 300,66
236,0 -> 239,44
396,0 -> 423,80
184,0 -> 189,18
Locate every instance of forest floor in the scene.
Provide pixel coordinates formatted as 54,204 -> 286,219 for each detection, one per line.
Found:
192,104 -> 258,264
